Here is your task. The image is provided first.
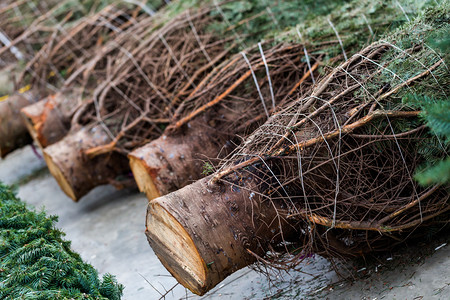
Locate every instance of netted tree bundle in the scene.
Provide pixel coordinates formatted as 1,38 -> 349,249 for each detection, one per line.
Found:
80,8 -> 230,150
75,0 -> 363,156
0,0 -> 119,66
130,0 -> 433,199
42,0 -> 441,200
44,0 -> 349,200
76,0 -> 432,155
18,4 -> 161,149
18,2 -> 154,94
0,0 -> 59,65
129,41 -> 321,198
145,4 -> 449,295
211,8 -> 449,261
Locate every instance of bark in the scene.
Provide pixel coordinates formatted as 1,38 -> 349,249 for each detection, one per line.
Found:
20,91 -> 80,148
43,125 -> 131,201
129,121 -> 228,200
146,175 -> 296,295
0,91 -> 38,158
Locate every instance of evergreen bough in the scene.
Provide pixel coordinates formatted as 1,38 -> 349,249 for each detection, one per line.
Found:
0,183 -> 123,299
402,21 -> 450,186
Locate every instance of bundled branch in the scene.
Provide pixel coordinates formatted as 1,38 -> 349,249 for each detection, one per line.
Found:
146,4 -> 449,295
44,0 -> 350,200
0,0 -> 114,65
43,4 -> 226,200
129,42 -> 324,200
20,2 -> 158,149
0,0 -> 59,65
0,0 -> 129,157
129,0 -> 426,200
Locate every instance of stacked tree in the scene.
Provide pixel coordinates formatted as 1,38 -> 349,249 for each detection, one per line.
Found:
42,0 -> 425,201
0,0 -> 126,157
0,0 -> 59,65
42,0 -> 352,200
129,0 -> 428,201
145,4 -> 449,295
0,0 -> 62,157
19,1 -> 163,149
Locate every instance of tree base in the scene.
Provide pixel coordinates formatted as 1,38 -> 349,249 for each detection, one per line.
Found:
146,175 -> 293,295
0,92 -> 38,158
21,91 -> 81,148
43,125 -> 130,201
129,121 -> 227,200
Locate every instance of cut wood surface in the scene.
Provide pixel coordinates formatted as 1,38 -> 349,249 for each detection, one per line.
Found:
43,125 -> 130,201
129,120 -> 227,200
0,91 -> 38,158
146,175 -> 295,295
21,91 -> 81,148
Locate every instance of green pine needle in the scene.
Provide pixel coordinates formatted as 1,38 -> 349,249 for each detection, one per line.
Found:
415,157 -> 450,186
0,182 -> 124,299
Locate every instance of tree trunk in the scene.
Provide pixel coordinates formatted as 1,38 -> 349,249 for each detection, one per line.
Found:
20,92 -> 80,148
146,175 -> 296,295
43,125 -> 130,201
0,92 -> 38,157
129,121 -> 227,200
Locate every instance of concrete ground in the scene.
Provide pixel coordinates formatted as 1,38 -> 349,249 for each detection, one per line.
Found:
1,145 -> 449,299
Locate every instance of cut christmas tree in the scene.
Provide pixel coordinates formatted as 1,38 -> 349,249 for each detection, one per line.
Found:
145,3 -> 450,295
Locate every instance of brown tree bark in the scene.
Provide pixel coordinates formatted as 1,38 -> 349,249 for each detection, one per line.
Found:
20,91 -> 80,148
146,175 -> 296,295
43,125 -> 131,201
129,121 -> 228,200
0,91 -> 38,157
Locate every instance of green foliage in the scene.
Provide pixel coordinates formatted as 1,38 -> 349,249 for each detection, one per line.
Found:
424,100 -> 450,138
404,94 -> 450,186
374,2 -> 449,110
415,157 -> 450,185
406,95 -> 450,137
0,183 -> 123,299
202,162 -> 215,176
400,9 -> 450,186
427,28 -> 450,53
208,0 -> 348,46
390,4 -> 450,186
344,1 -> 450,187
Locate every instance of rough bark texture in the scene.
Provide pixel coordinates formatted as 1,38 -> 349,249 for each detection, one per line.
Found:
0,92 -> 38,157
129,121 -> 228,200
20,92 -> 80,148
43,125 -> 130,201
146,175 -> 296,295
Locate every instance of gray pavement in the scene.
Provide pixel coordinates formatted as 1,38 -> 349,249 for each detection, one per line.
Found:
1,145 -> 449,299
